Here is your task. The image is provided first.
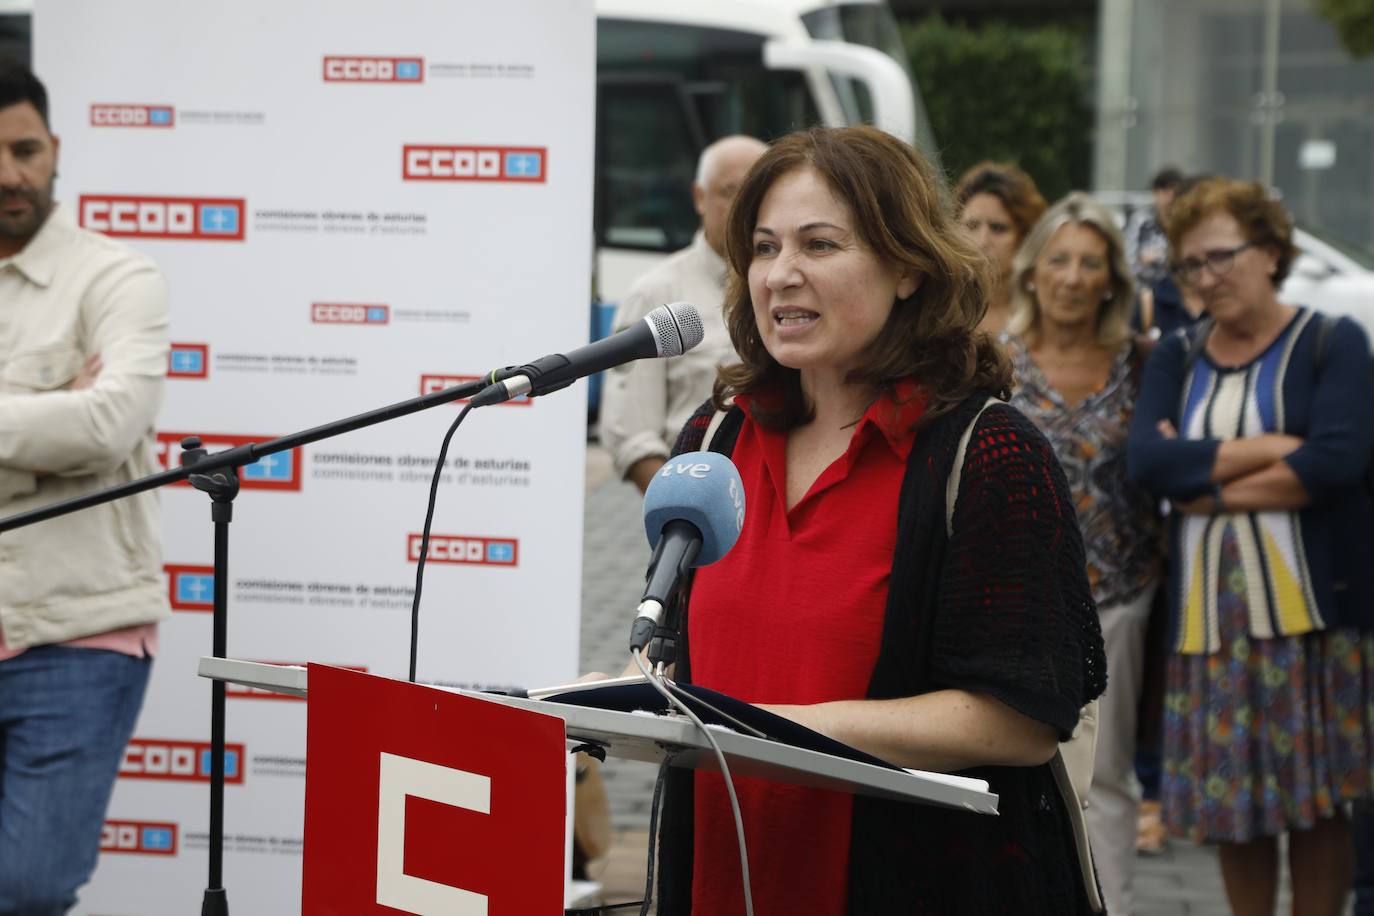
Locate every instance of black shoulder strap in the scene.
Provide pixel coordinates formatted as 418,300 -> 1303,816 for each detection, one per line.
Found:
1313,312 -> 1339,370
1183,315 -> 1216,373
705,406 -> 745,457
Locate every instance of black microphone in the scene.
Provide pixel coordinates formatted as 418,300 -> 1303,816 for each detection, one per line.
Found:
629,451 -> 745,653
470,302 -> 703,407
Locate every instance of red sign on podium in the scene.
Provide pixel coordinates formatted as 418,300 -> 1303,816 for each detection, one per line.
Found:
302,665 -> 567,915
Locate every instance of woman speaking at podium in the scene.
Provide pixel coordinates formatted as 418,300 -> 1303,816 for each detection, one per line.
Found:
652,126 -> 1107,915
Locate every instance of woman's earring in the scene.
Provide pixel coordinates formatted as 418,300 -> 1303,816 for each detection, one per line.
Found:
1026,281 -> 1036,292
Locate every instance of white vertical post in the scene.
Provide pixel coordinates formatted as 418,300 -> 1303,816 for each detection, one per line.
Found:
1094,0 -> 1136,193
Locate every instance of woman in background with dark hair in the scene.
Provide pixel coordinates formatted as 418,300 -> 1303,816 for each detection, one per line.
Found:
654,126 -> 1106,915
955,161 -> 1047,335
1129,177 -> 1374,916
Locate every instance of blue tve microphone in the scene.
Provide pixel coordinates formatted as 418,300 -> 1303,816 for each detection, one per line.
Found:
629,451 -> 745,652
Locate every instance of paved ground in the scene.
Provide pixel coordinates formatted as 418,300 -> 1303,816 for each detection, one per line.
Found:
576,443 -> 1333,915
583,830 -> 1244,916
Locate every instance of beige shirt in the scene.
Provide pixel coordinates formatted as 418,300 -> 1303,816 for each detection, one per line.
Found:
599,232 -> 737,477
0,204 -> 171,648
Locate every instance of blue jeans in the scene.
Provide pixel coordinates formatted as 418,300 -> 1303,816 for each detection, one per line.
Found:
0,646 -> 152,915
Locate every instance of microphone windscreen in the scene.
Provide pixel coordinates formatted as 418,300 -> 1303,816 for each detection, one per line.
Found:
642,451 -> 745,567
647,302 -> 704,357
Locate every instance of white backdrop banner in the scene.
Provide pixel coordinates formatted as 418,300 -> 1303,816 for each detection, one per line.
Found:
34,1 -> 594,912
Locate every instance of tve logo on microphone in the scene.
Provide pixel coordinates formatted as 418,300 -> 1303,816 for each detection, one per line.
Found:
408,534 -> 519,567
659,458 -> 746,531
90,104 -> 175,128
79,195 -> 245,241
165,564 -> 215,612
120,739 -> 244,784
323,56 -> 423,82
402,146 -> 546,182
168,343 -> 209,378
101,820 -> 178,856
312,303 -> 389,325
154,432 -> 302,491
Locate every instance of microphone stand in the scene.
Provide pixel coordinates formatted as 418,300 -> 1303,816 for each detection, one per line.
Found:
0,372 -> 504,916
644,580 -> 689,675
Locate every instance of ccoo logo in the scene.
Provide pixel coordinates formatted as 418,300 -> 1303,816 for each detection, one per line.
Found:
227,662 -> 367,701
79,195 -> 245,241
312,303 -> 389,325
120,739 -> 244,784
323,56 -> 423,82
164,564 -> 214,612
154,432 -> 302,491
301,665 -> 566,913
408,534 -> 519,567
101,820 -> 178,855
168,343 -> 209,378
90,104 -> 175,128
402,146 -> 546,182
420,374 -> 530,406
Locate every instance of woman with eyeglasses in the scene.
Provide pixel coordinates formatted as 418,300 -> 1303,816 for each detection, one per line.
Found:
1128,177 -> 1374,916
1003,192 -> 1162,916
955,162 -> 1047,336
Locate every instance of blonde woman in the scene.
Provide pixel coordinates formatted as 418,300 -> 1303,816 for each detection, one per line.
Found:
1005,192 -> 1162,916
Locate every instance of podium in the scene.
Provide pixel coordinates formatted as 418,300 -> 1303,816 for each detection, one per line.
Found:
199,658 -> 999,914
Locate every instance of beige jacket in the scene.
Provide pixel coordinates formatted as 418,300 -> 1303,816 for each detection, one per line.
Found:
599,232 -> 738,477
0,205 -> 171,648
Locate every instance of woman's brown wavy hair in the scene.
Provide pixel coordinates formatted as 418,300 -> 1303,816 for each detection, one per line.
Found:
954,161 -> 1048,243
713,125 -> 1010,429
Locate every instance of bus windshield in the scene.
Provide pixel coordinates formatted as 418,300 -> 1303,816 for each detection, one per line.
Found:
597,18 -> 822,252
801,3 -> 907,65
800,3 -> 938,162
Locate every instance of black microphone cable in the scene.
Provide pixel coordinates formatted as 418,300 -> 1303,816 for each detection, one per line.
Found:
631,648 -> 755,916
407,401 -> 475,683
636,756 -> 671,916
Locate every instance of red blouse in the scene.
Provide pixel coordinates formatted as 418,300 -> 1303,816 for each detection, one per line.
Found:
687,381 -> 926,916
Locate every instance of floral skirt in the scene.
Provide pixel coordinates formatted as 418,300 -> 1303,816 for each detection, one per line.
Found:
1160,528 -> 1374,843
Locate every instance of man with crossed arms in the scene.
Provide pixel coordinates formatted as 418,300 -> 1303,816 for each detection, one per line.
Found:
0,60 -> 170,914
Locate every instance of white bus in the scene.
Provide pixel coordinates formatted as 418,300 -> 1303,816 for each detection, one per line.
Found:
592,0 -> 933,302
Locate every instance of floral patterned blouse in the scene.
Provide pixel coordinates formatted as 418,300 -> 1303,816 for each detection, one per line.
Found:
1004,334 -> 1161,608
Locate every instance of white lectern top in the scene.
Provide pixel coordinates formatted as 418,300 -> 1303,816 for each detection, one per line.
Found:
198,657 -> 999,815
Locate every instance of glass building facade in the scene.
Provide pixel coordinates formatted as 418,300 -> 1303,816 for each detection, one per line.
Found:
1097,0 -> 1374,255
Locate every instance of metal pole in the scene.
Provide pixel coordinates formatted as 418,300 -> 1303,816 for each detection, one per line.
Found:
199,464 -> 238,916
1093,0 -> 1136,193
1259,0 -> 1282,186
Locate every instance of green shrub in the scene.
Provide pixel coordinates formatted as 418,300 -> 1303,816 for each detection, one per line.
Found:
1314,0 -> 1374,57
903,16 -> 1093,202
